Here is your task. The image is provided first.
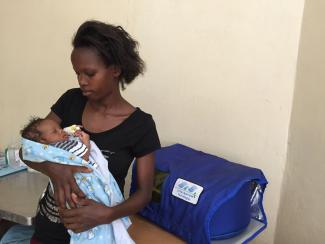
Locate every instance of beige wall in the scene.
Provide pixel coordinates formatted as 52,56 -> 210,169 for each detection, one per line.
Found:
0,0 -> 132,145
0,1 -> 306,243
123,2 -> 304,243
275,0 -> 325,243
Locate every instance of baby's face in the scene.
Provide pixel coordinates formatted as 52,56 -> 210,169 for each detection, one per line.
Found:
38,119 -> 69,144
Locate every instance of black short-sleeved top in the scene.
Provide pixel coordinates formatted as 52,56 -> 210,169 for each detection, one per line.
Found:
52,88 -> 160,190
34,88 -> 160,244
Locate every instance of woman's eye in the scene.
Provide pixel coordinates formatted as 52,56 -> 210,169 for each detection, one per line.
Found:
86,72 -> 95,77
75,71 -> 95,78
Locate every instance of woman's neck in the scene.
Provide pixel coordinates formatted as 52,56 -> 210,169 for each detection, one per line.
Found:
87,91 -> 133,116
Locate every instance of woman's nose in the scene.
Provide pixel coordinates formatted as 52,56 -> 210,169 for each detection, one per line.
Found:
77,74 -> 88,86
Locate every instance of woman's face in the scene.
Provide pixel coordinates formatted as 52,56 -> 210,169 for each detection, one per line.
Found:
70,47 -> 120,101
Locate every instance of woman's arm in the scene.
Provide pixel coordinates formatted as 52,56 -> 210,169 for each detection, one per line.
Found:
21,154 -> 91,208
109,152 -> 155,216
60,152 -> 155,233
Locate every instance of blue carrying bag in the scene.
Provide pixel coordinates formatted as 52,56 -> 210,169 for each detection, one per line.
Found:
130,144 -> 268,244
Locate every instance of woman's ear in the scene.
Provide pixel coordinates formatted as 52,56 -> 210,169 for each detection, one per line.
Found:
111,65 -> 122,78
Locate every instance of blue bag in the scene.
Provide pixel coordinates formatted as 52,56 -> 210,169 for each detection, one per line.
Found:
130,144 -> 268,244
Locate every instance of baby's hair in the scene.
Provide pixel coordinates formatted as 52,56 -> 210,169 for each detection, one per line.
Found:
72,20 -> 145,89
20,117 -> 45,142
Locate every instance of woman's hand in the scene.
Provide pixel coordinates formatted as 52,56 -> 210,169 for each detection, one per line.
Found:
59,152 -> 155,233
46,163 -> 92,209
59,197 -> 112,233
23,159 -> 92,208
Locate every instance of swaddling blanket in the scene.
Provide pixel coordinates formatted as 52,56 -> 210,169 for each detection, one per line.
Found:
21,138 -> 134,244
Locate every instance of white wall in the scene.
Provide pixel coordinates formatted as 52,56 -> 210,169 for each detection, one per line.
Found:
124,2 -> 304,243
275,0 -> 325,243
0,1 -> 306,243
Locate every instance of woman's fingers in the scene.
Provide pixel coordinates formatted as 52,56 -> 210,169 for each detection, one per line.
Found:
64,183 -> 76,208
65,223 -> 84,233
48,164 -> 91,208
71,192 -> 79,205
61,211 -> 80,222
54,184 -> 67,208
71,166 -> 92,198
61,214 -> 85,232
73,165 -> 92,174
70,177 -> 86,198
53,190 -> 60,208
60,209 -> 90,233
77,198 -> 93,207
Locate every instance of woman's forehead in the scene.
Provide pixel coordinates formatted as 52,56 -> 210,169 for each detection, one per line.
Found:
71,47 -> 104,68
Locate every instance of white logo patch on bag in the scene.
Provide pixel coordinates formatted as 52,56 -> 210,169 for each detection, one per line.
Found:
172,178 -> 203,204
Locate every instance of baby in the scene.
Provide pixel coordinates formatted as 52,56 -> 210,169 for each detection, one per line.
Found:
20,117 -> 134,243
21,117 -> 90,162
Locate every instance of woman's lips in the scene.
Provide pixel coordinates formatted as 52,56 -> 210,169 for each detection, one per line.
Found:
81,90 -> 92,96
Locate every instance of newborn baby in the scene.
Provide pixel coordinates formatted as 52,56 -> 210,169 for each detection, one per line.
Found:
21,118 -> 89,162
20,117 -> 134,244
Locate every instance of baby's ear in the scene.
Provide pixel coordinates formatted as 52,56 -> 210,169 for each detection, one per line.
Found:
39,138 -> 47,144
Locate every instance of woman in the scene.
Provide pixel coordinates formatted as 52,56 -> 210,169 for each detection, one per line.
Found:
6,20 -> 160,244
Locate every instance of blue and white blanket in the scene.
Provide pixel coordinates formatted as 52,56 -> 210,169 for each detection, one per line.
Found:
21,138 -> 134,244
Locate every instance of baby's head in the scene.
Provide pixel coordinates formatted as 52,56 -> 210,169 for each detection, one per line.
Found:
21,117 -> 68,144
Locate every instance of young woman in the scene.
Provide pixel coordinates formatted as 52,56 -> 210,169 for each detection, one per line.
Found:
5,20 -> 160,244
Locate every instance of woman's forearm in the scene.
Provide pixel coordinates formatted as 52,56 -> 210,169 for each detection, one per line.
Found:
103,153 -> 156,222
20,148 -> 89,207
19,148 -> 51,175
25,161 -> 59,177
104,189 -> 152,223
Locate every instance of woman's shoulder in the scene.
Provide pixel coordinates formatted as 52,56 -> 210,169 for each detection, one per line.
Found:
56,88 -> 86,104
62,88 -> 83,98
51,88 -> 86,120
123,107 -> 158,134
127,108 -> 160,157
130,108 -> 154,123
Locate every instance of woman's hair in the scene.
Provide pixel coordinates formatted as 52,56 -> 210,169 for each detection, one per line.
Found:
72,20 -> 145,89
20,117 -> 44,142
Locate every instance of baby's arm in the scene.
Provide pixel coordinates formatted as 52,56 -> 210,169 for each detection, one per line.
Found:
75,131 -> 90,161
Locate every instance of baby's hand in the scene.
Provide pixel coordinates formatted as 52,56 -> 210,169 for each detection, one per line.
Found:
64,125 -> 81,135
75,131 -> 90,146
